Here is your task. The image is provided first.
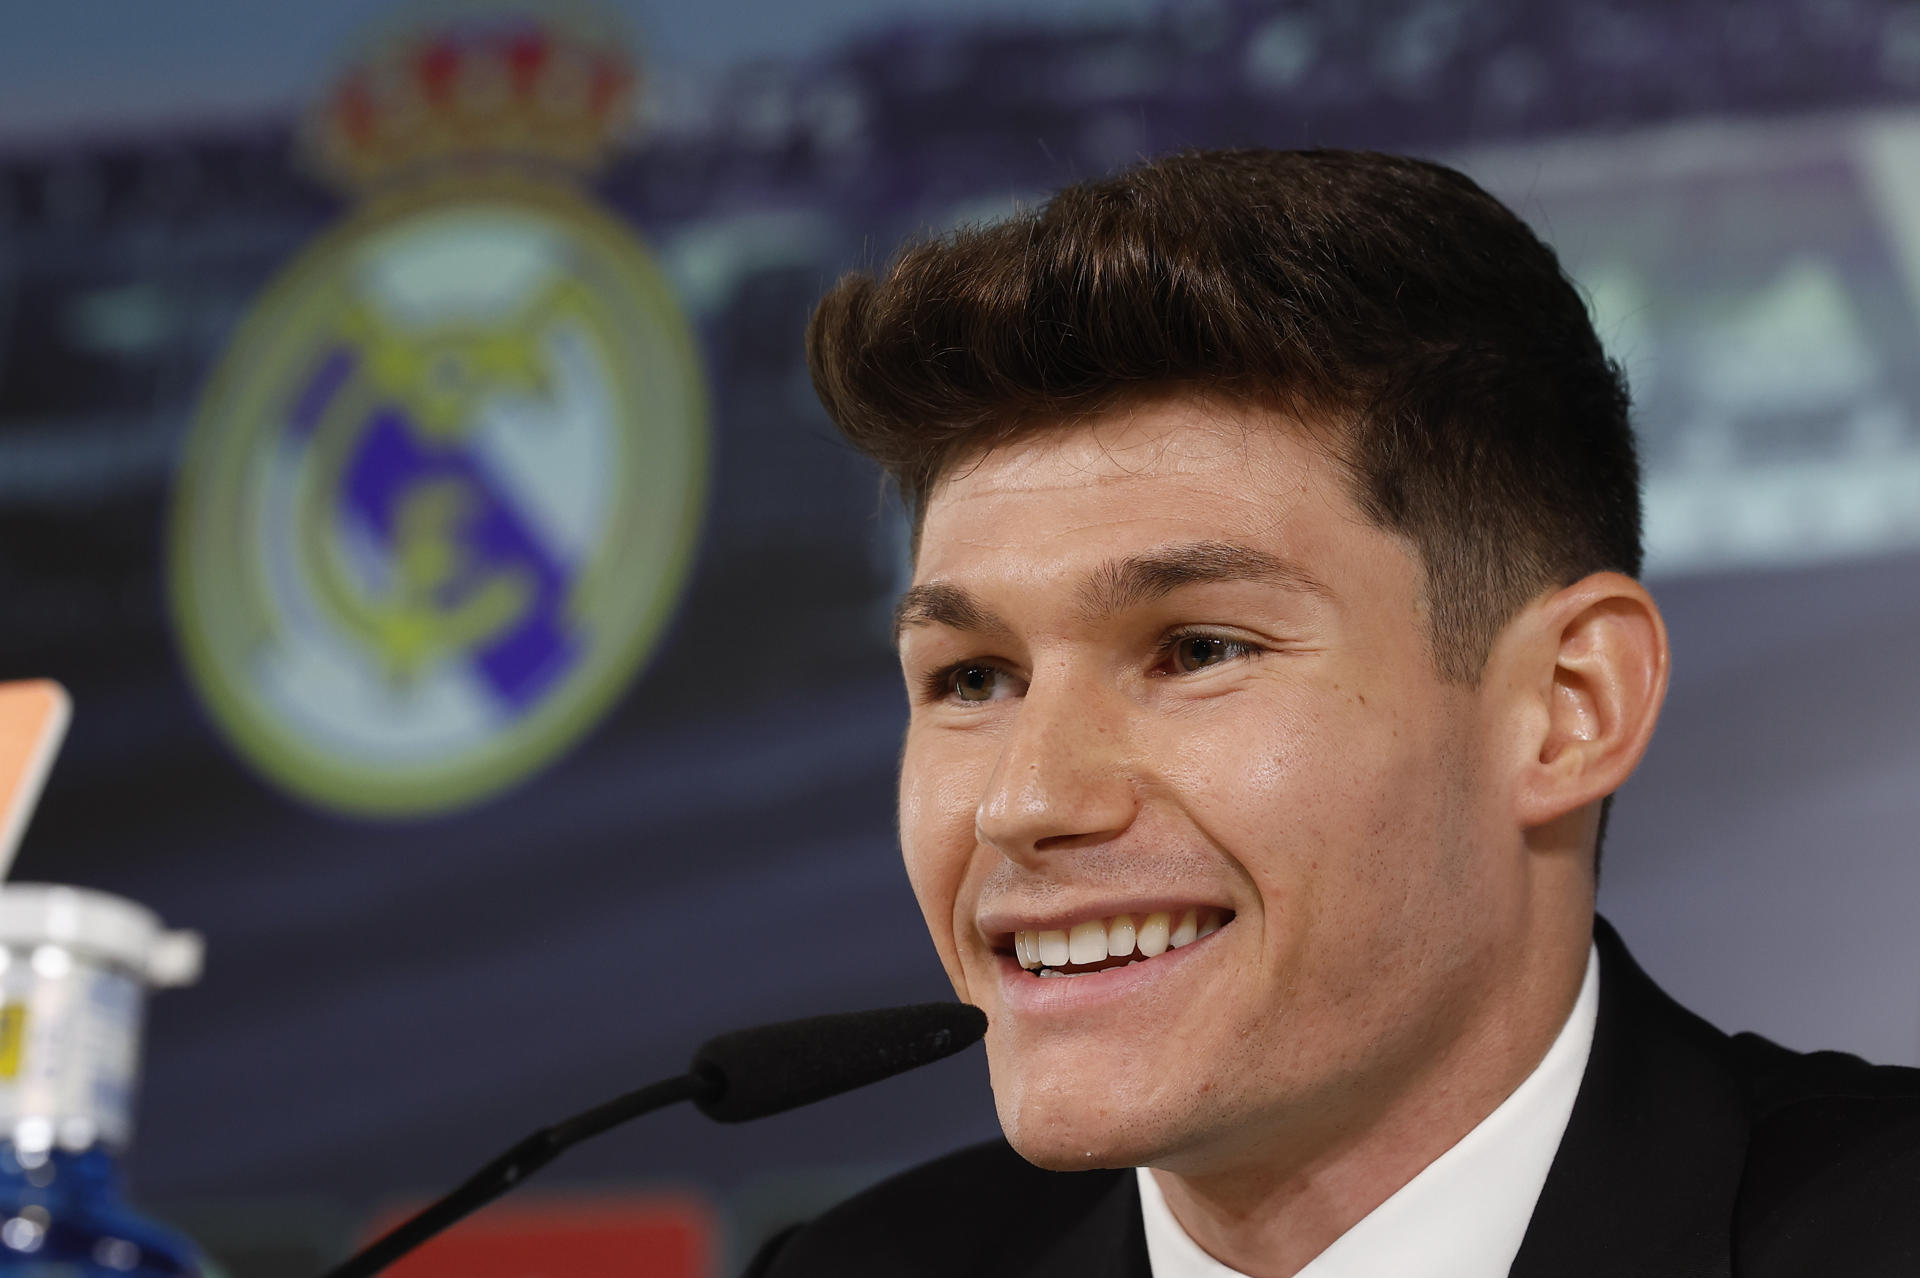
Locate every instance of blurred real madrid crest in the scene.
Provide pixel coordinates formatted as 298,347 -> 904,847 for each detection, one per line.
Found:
170,2 -> 708,818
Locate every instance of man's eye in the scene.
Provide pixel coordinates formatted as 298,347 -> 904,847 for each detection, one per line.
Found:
1167,634 -> 1255,673
948,665 -> 1006,702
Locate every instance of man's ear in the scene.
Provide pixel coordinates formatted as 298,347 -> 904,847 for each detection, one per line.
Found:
1499,572 -> 1670,830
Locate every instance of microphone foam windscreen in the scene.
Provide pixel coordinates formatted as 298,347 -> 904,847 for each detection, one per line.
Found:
690,1002 -> 988,1123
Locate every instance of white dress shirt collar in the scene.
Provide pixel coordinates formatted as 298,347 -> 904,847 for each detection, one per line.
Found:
1137,944 -> 1601,1278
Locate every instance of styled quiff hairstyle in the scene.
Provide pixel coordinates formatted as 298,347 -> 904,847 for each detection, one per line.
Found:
807,148 -> 1641,684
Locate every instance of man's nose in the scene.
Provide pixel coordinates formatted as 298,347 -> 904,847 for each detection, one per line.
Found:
974,675 -> 1137,861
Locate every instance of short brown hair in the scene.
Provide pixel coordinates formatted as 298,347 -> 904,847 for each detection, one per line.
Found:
806,148 -> 1641,685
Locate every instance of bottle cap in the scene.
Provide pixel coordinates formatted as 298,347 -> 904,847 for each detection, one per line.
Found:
0,884 -> 202,988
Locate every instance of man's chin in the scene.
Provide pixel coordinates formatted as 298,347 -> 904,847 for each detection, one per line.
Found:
1002,1127 -> 1146,1172
994,1093 -> 1186,1172
983,1031 -> 1216,1167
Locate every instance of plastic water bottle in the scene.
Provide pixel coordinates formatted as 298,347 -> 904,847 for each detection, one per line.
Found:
0,885 -> 204,1276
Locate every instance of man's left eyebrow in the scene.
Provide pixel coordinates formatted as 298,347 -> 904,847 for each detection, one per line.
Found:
1074,541 -> 1331,624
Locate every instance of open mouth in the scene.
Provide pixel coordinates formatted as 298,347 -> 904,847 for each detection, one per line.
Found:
1001,908 -> 1232,978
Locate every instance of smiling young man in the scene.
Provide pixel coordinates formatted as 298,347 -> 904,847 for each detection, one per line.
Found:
747,150 -> 1920,1277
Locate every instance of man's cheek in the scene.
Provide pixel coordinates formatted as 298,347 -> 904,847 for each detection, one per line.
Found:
898,794 -> 973,996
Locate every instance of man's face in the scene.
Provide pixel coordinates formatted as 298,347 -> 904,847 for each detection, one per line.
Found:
894,398 -> 1536,1175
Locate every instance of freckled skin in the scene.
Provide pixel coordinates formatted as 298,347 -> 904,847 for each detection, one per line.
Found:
896,397 -> 1598,1264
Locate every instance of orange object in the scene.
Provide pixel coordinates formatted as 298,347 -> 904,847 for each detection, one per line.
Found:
368,1192 -> 715,1278
0,680 -> 71,879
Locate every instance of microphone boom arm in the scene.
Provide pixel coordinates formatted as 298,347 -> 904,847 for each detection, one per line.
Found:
323,1071 -> 716,1278
317,1002 -> 986,1278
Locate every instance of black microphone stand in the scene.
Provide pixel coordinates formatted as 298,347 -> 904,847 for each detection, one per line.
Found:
323,1070 -> 719,1278
317,1002 -> 985,1278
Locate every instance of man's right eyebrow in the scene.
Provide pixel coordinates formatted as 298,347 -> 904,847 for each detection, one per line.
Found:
892,582 -> 1012,644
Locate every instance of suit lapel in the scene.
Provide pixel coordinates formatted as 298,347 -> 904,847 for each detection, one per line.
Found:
1509,918 -> 1751,1278
1023,1167 -> 1151,1278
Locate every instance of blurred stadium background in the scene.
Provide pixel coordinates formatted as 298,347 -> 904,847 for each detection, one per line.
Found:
2,0 -> 1918,1273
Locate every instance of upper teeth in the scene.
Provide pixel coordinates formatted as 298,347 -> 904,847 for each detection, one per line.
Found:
1014,908 -> 1224,971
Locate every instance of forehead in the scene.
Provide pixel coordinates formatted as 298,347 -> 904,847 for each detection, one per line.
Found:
913,399 -> 1362,583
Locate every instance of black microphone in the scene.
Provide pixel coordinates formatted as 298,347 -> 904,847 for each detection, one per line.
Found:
322,1002 -> 988,1278
692,1000 -> 987,1121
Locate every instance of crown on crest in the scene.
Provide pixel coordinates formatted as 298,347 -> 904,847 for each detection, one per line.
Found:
307,4 -> 638,191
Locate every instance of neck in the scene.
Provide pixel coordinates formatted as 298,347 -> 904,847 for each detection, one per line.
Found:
1150,907 -> 1592,1278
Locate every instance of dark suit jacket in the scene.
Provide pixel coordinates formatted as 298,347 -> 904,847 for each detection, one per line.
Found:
746,919 -> 1920,1276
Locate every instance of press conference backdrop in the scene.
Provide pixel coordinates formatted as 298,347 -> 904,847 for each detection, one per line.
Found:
2,0 -> 1918,1272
